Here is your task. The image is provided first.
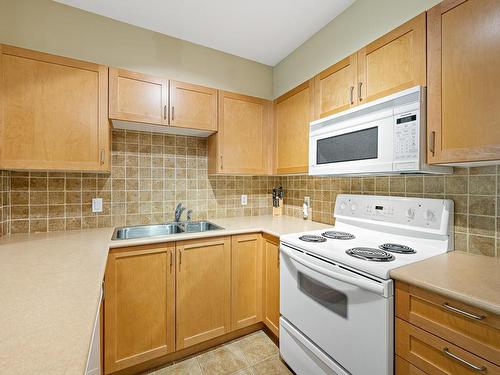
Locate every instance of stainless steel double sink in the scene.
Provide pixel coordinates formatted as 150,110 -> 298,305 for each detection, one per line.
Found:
111,221 -> 224,240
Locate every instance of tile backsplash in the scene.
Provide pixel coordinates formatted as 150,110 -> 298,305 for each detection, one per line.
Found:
280,166 -> 500,257
0,130 -> 498,257
2,129 -> 276,235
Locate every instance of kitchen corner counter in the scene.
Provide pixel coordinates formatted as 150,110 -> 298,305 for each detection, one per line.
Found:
0,215 -> 328,374
390,251 -> 500,315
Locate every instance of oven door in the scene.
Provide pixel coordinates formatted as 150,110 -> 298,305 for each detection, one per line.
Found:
309,108 -> 394,175
280,244 -> 393,375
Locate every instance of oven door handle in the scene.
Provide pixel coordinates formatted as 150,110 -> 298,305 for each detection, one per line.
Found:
281,246 -> 386,296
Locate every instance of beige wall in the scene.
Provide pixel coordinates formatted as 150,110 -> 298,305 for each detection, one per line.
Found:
0,0 -> 273,99
272,0 -> 441,97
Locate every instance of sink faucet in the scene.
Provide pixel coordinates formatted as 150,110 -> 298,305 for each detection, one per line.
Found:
174,203 -> 186,222
186,209 -> 193,222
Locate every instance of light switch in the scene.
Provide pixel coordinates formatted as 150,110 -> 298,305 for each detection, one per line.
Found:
241,195 -> 248,206
92,198 -> 103,213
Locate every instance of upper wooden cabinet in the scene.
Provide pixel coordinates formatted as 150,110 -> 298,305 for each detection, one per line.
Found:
208,91 -> 272,175
109,68 -> 168,126
169,80 -> 217,131
314,54 -> 357,118
231,234 -> 263,331
104,244 -> 175,374
357,13 -> 426,103
176,237 -> 231,350
275,80 -> 315,175
427,0 -> 500,164
0,45 -> 110,171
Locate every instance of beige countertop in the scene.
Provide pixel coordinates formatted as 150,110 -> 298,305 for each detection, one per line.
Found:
0,215 -> 328,375
391,251 -> 500,315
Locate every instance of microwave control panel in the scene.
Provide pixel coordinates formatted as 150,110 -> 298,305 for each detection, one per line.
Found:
394,112 -> 419,161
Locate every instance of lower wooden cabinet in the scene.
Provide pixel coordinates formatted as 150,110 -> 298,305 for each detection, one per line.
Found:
104,244 -> 175,374
263,234 -> 280,337
175,237 -> 231,350
231,233 -> 263,330
396,281 -> 500,375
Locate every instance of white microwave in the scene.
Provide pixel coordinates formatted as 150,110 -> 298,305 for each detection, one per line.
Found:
309,86 -> 451,176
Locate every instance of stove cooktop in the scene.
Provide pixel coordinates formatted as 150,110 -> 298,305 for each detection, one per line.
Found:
280,224 -> 450,279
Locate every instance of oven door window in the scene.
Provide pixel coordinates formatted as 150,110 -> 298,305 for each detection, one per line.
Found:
298,272 -> 348,318
316,126 -> 378,164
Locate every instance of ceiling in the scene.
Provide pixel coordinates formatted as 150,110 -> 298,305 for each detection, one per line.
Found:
54,0 -> 355,66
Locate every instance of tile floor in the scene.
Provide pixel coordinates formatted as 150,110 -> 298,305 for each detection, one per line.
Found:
143,331 -> 292,375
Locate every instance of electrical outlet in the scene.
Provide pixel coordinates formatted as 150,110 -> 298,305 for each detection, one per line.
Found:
92,198 -> 103,213
241,195 -> 248,206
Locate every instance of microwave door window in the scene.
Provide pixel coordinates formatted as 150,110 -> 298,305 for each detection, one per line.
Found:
317,126 -> 378,164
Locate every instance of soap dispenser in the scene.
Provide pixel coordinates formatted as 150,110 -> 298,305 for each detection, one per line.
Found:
303,196 -> 310,220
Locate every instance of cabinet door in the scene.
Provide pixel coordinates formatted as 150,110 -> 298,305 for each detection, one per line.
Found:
275,80 -> 315,175
109,68 -> 168,125
263,234 -> 280,337
104,244 -> 175,374
231,234 -> 263,330
427,0 -> 500,164
357,13 -> 426,104
176,237 -> 231,349
169,80 -> 217,131
0,45 -> 109,171
314,54 -> 357,119
211,91 -> 271,175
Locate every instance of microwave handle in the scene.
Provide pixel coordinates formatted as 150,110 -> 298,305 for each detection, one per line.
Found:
281,245 -> 385,296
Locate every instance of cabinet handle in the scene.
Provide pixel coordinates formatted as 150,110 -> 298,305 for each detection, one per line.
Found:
442,302 -> 486,320
163,105 -> 167,120
349,86 -> 354,105
99,149 -> 105,165
171,106 -> 175,121
169,249 -> 173,273
220,155 -> 223,170
429,131 -> 436,156
277,250 -> 280,267
442,348 -> 486,372
179,249 -> 182,271
358,82 -> 363,102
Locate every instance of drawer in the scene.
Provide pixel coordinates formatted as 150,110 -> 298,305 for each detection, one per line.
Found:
396,318 -> 500,375
396,281 -> 500,366
396,355 -> 427,375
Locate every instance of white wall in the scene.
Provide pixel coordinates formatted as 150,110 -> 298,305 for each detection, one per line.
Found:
0,0 -> 273,99
273,0 -> 441,97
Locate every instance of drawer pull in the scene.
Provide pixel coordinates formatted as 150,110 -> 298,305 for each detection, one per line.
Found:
443,348 -> 487,372
442,302 -> 486,320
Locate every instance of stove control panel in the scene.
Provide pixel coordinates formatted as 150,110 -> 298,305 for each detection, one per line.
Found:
334,194 -> 453,235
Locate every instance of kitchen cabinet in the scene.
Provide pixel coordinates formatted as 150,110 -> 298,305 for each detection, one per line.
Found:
357,13 -> 426,104
263,234 -> 280,337
427,0 -> 500,164
176,237 -> 231,349
275,80 -> 315,175
0,44 -> 110,171
208,91 -> 272,175
314,54 -> 357,118
231,233 -> 263,330
169,80 -> 217,132
396,281 -> 500,374
104,244 -> 175,374
109,68 -> 168,126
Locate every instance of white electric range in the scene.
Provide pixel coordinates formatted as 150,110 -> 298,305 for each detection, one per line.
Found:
279,194 -> 454,375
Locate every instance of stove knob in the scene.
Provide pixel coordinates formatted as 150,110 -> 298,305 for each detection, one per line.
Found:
424,209 -> 435,221
340,202 -> 346,210
351,203 -> 357,211
405,208 -> 415,219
